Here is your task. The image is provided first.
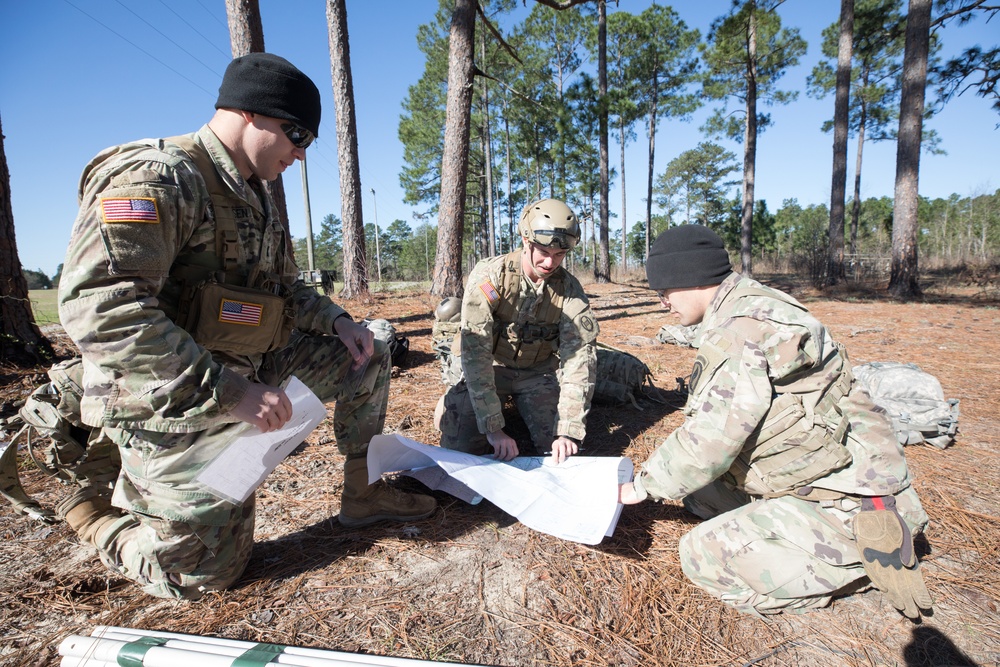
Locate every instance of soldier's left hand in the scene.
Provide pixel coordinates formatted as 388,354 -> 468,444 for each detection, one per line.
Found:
335,317 -> 374,370
549,436 -> 579,465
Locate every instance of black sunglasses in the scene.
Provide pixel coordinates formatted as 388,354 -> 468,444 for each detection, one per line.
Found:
280,122 -> 315,149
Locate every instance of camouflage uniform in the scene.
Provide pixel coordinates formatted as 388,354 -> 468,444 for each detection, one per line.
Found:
633,273 -> 928,615
438,251 -> 598,454
58,125 -> 390,599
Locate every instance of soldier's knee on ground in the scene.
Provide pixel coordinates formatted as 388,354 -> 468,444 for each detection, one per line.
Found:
437,388 -> 489,455
130,526 -> 252,600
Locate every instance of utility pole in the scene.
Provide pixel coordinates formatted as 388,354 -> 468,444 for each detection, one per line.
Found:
370,187 -> 382,283
301,156 -> 315,279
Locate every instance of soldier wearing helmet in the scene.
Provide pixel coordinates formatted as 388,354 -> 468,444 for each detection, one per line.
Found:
434,198 -> 599,464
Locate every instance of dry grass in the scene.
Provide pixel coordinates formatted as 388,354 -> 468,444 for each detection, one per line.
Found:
1,277 -> 998,667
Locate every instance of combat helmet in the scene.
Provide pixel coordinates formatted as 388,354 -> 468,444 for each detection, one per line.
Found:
435,297 -> 462,323
518,199 -> 580,250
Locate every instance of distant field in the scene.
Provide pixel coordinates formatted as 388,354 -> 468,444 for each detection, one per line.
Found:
25,283 -> 429,328
28,289 -> 59,325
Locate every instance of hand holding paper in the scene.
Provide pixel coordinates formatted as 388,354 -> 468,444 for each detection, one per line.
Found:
196,377 -> 326,504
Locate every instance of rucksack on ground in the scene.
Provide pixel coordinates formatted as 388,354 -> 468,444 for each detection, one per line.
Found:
655,323 -> 700,348
431,298 -> 464,386
0,358 -> 111,523
853,361 -> 960,449
593,342 -> 662,408
363,318 -> 409,368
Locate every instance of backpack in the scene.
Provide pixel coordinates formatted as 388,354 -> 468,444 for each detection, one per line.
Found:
431,298 -> 464,386
0,358 -> 108,523
852,362 -> 960,449
593,343 -> 661,408
363,318 -> 410,367
655,323 -> 699,348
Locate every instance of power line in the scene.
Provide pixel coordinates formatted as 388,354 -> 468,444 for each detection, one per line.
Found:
61,0 -> 216,98
193,0 -> 229,30
156,0 -> 231,59
113,0 -> 221,78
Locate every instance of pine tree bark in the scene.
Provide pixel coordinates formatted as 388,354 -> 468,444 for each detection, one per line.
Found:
889,0 -> 931,299
740,6 -> 758,278
432,0 -> 476,298
827,0 -> 854,286
596,0 -> 611,283
644,73 -> 658,259
0,115 -> 54,366
327,0 -> 370,298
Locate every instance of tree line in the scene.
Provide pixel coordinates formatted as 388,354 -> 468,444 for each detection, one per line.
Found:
2,0 -> 998,366
406,0 -> 998,298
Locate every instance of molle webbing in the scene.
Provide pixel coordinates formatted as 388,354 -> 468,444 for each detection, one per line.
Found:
164,135 -> 242,274
491,251 -> 565,368
721,281 -> 855,497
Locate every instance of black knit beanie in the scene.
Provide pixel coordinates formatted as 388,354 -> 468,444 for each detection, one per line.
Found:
646,225 -> 733,290
216,53 -> 321,138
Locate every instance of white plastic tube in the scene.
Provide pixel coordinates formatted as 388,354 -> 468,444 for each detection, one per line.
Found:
58,626 -> 485,667
60,634 -> 357,667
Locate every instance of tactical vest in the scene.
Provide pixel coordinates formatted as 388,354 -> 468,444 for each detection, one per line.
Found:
164,135 -> 294,355
486,251 -> 566,369
695,283 -> 855,499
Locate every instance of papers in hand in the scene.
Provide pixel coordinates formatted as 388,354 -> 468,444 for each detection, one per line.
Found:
195,376 -> 326,504
367,434 -> 633,545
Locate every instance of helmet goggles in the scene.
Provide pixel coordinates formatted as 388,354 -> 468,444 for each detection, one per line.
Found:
530,228 -> 577,250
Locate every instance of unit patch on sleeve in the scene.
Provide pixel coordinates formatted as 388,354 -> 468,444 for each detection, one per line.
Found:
219,299 -> 263,326
100,197 -> 160,223
479,280 -> 500,303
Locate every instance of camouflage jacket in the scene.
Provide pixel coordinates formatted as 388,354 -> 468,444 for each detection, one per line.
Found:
58,125 -> 349,433
635,273 -> 912,502
461,252 -> 598,440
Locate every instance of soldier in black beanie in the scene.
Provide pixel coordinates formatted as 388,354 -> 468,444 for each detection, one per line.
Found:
616,223 -> 931,619
54,52 -> 435,600
216,52 -> 322,140
645,225 -> 733,326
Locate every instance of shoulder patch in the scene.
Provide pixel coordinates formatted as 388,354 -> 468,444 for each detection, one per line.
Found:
100,197 -> 159,224
478,280 -> 500,303
689,355 -> 706,394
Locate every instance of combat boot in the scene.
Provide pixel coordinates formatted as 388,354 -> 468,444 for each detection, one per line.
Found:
339,457 -> 436,528
56,487 -> 124,547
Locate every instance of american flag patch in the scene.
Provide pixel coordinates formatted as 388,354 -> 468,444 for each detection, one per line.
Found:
479,280 -> 500,303
100,197 -> 159,223
218,299 -> 263,326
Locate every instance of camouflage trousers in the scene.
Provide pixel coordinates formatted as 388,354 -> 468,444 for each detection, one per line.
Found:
93,331 -> 391,599
438,364 -> 558,455
679,480 -> 928,615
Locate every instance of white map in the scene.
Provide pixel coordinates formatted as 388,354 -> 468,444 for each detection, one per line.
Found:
367,434 -> 633,545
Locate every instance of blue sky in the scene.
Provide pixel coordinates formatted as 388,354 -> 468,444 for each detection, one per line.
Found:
2,0 -> 998,277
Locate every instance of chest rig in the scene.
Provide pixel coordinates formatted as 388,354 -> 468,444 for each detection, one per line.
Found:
486,251 -> 567,369
694,283 -> 855,500
165,135 -> 294,356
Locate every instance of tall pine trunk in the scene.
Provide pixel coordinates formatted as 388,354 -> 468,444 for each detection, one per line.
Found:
644,74 -> 659,259
889,0 -> 930,299
740,7 -> 758,278
827,0 -> 853,286
432,0 -> 476,298
327,0 -> 370,298
595,0 -> 611,283
850,116 -> 867,256
0,115 -> 54,366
